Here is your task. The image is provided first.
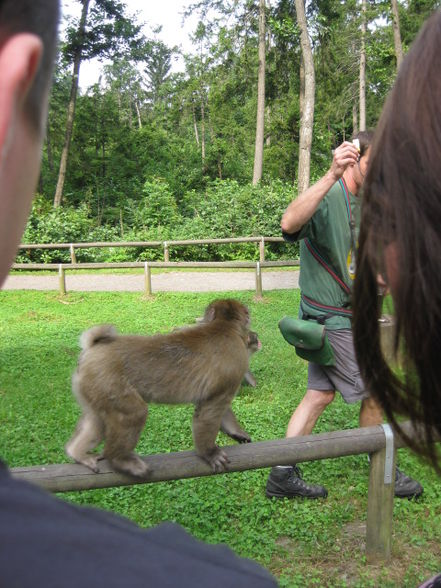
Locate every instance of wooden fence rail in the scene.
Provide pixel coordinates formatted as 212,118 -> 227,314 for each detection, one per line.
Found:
10,421 -> 425,563
12,260 -> 301,297
17,236 -> 286,264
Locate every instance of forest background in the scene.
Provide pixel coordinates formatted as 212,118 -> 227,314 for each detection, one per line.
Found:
19,0 -> 440,264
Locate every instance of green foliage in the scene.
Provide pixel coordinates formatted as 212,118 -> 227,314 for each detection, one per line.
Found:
127,179 -> 182,230
43,0 -> 440,217
0,289 -> 439,587
17,197 -> 119,263
18,179 -> 299,262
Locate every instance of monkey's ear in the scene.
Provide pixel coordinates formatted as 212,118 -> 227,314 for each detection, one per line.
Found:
204,306 -> 216,322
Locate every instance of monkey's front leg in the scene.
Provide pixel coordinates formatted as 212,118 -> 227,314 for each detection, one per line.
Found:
220,407 -> 252,443
193,399 -> 231,473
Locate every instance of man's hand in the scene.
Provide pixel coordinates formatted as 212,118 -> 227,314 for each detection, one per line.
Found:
329,141 -> 360,182
280,140 -> 360,235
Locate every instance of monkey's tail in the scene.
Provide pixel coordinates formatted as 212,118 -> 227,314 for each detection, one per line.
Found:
80,325 -> 118,350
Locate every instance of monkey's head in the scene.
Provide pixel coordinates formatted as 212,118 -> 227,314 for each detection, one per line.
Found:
247,330 -> 262,354
203,299 -> 250,329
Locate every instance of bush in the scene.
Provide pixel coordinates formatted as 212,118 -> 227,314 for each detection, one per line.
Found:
16,180 -> 300,264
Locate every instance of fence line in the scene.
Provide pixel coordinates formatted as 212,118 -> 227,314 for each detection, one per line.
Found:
11,421 -> 428,562
18,236 -> 286,264
12,259 -> 301,296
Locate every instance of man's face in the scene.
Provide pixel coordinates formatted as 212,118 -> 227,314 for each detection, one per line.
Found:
355,146 -> 371,188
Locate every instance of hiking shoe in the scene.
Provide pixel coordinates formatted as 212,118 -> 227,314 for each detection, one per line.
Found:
265,465 -> 328,499
394,467 -> 423,499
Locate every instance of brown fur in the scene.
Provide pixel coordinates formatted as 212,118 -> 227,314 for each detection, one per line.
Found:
241,330 -> 261,388
66,299 -> 252,477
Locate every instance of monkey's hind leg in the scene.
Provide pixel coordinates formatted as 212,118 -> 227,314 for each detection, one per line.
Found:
65,412 -> 105,473
220,406 -> 252,443
102,397 -> 149,479
193,398 -> 233,473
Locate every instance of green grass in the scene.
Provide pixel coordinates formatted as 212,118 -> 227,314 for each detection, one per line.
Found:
0,289 -> 440,587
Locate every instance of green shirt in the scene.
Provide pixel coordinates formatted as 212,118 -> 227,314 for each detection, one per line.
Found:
283,180 -> 360,330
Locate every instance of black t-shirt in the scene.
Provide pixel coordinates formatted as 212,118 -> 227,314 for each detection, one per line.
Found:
0,460 -> 277,588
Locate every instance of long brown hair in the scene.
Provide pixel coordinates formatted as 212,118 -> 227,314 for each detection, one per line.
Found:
353,9 -> 441,469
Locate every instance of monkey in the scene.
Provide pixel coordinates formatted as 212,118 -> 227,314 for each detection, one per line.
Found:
196,311 -> 261,389
218,331 -> 260,443
65,299 -> 253,478
241,330 -> 261,388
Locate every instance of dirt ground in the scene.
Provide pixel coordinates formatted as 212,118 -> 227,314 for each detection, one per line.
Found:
4,270 -> 300,293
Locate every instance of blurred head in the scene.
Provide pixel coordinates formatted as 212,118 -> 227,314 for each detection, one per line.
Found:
347,130 -> 374,192
353,10 -> 441,469
0,0 -> 59,285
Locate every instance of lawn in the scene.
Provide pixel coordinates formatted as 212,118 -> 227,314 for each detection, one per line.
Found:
0,289 -> 440,587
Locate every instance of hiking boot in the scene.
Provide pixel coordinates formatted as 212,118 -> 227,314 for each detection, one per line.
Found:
265,465 -> 328,499
394,467 -> 423,499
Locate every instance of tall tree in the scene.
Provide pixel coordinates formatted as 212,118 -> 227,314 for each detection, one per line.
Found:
252,0 -> 266,185
144,38 -> 174,105
390,0 -> 404,70
295,0 -> 315,193
53,0 -> 142,208
54,0 -> 90,208
359,0 -> 367,132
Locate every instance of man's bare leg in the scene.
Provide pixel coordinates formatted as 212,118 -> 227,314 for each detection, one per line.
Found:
266,389 -> 334,500
286,389 -> 335,437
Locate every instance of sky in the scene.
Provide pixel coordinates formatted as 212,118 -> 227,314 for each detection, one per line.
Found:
61,0 -> 198,89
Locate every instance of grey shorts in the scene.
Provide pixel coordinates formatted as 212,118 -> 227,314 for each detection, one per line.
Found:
307,329 -> 369,404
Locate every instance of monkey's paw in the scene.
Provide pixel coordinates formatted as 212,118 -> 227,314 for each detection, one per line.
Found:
203,447 -> 230,473
110,455 -> 151,479
230,431 -> 252,444
67,451 -> 100,473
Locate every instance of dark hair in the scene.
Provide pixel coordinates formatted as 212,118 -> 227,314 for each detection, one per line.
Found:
353,10 -> 441,470
352,130 -> 374,158
0,0 -> 59,134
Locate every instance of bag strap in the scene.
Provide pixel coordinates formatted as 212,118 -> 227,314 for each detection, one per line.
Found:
303,178 -> 355,297
301,293 -> 352,320
301,179 -> 356,321
303,239 -> 351,295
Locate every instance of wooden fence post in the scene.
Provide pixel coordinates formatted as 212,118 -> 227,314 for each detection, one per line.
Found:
259,237 -> 265,263
144,262 -> 152,297
163,242 -> 169,263
366,423 -> 396,562
69,244 -> 76,264
255,261 -> 263,297
58,265 -> 66,295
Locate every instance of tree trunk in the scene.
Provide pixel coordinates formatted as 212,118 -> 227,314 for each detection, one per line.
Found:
252,0 -> 266,185
390,0 -> 404,70
299,53 -> 305,120
200,96 -> 206,167
359,0 -> 367,132
135,101 -> 142,129
265,105 -> 271,146
53,0 -> 90,208
192,101 -> 200,147
352,101 -> 358,135
295,0 -> 315,194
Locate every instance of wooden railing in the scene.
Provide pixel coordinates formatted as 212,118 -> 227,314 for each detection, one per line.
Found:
14,237 -> 299,296
17,236 -> 286,264
11,420 -> 429,563
10,260 -> 299,297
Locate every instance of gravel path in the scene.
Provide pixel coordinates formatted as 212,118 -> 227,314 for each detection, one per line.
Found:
3,270 -> 299,293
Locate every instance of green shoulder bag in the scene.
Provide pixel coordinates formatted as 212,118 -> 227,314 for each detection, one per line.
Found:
278,316 -> 335,366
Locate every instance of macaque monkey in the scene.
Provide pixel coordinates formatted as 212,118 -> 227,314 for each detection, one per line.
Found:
66,299 -> 253,478
197,311 -> 261,389
218,331 -> 261,443
242,330 -> 261,388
